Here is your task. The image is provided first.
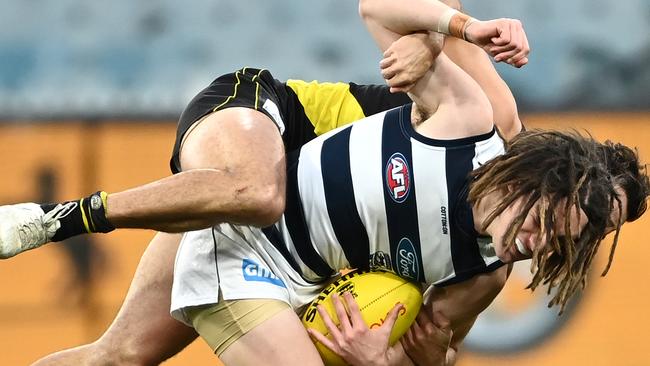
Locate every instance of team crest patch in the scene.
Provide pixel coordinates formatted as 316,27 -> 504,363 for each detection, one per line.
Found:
385,152 -> 411,203
369,251 -> 392,271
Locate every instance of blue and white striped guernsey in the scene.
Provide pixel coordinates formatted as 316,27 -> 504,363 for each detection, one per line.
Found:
265,103 -> 506,286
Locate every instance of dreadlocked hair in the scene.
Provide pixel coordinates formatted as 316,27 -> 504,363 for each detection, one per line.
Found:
468,130 -> 619,313
597,141 -> 650,275
600,141 -> 650,222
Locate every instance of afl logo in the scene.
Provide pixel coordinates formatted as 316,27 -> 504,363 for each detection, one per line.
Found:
385,152 -> 411,203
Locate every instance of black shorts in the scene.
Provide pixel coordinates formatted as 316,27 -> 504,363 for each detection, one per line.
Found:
169,67 -> 289,173
169,67 -> 411,174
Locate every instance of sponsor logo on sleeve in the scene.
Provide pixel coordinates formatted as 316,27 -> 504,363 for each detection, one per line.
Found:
242,258 -> 286,288
385,152 -> 411,203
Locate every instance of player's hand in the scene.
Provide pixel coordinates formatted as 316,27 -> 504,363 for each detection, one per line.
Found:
464,18 -> 530,68
380,33 -> 441,93
307,292 -> 404,366
400,310 -> 453,366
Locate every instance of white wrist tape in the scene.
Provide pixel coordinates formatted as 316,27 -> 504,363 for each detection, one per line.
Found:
438,9 -> 478,41
436,8 -> 459,35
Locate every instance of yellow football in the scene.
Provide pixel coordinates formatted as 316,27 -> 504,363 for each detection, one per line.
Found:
301,270 -> 423,366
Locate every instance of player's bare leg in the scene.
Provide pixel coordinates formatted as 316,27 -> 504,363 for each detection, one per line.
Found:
31,233 -> 197,366
217,308 -> 325,366
30,107 -> 288,363
108,107 -> 287,231
0,107 -> 286,258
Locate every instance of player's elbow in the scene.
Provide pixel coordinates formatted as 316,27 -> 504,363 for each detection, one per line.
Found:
358,0 -> 377,22
496,115 -> 523,142
492,95 -> 523,141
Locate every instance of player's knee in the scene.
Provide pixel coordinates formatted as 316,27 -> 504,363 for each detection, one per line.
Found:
357,0 -> 373,21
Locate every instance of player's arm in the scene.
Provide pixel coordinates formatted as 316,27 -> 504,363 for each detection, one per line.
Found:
379,32 -> 439,94
402,266 -> 509,366
399,312 -> 474,365
397,309 -> 454,366
379,1 -> 523,140
358,0 -> 529,68
444,316 -> 476,365
382,33 -> 524,141
360,0 -> 494,138
441,21 -> 524,141
437,0 -> 524,140
382,34 -> 523,141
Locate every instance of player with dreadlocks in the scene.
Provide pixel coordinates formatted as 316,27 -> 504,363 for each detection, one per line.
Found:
467,131 -> 644,312
308,2 -> 649,364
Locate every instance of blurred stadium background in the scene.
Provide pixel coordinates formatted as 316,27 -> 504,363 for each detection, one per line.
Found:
0,0 -> 648,365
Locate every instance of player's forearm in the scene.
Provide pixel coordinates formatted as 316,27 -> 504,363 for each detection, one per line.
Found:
386,342 -> 417,366
358,0 -> 474,42
442,37 -> 523,141
106,168 -> 285,232
438,0 -> 522,138
357,0 -> 490,120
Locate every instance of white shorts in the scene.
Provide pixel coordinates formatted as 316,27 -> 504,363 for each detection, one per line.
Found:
170,224 -> 334,326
